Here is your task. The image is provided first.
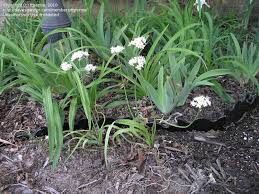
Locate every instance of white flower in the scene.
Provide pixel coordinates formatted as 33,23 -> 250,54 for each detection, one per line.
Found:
128,57 -> 137,66
111,45 -> 125,54
71,50 -> 89,61
60,62 -> 72,71
129,36 -> 147,49
85,64 -> 97,72
135,64 -> 144,70
194,0 -> 210,12
128,56 -> 146,70
190,95 -> 211,109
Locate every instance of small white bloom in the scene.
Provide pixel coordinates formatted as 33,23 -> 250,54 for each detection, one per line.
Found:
194,0 -> 210,12
60,62 -> 72,71
135,64 -> 144,70
71,50 -> 89,61
129,57 -> 137,66
190,95 -> 211,109
85,64 -> 97,72
128,56 -> 146,70
111,45 -> 125,54
129,36 -> 147,49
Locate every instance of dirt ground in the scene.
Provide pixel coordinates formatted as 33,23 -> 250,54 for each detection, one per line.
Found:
0,89 -> 258,194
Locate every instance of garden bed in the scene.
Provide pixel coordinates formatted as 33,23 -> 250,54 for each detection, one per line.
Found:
1,0 -> 259,193
1,76 -> 257,143
0,90 -> 259,194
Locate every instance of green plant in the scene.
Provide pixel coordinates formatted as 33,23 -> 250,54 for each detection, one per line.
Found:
115,23 -> 203,97
159,0 -> 198,34
50,47 -> 122,160
79,1 -> 127,60
220,34 -> 259,93
0,12 -> 43,94
199,12 -> 229,69
139,57 -> 231,114
43,87 -> 64,169
0,32 -> 48,99
0,23 -> 118,167
242,0 -> 256,30
104,118 -> 156,167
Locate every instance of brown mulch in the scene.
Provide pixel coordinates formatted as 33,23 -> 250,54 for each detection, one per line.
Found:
0,90 -> 46,144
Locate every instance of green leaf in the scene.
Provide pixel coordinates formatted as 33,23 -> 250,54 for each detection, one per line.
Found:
104,100 -> 128,109
43,87 -> 64,169
195,69 -> 232,83
142,67 -> 175,114
72,72 -> 92,130
69,98 -> 78,132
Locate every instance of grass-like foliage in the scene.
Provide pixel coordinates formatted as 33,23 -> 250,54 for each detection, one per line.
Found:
104,118 -> 156,168
220,34 -> 259,93
140,58 -> 231,114
43,87 -> 64,169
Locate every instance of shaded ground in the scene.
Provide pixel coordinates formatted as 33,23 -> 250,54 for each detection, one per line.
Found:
0,90 -> 258,194
0,91 -> 46,143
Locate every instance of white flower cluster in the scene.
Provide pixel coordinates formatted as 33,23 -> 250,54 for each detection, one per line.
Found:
194,0 -> 210,12
60,50 -> 96,73
85,64 -> 97,72
190,95 -> 211,109
111,45 -> 125,54
128,36 -> 147,49
60,62 -> 73,71
71,50 -> 89,61
128,56 -> 146,70
110,36 -> 147,70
